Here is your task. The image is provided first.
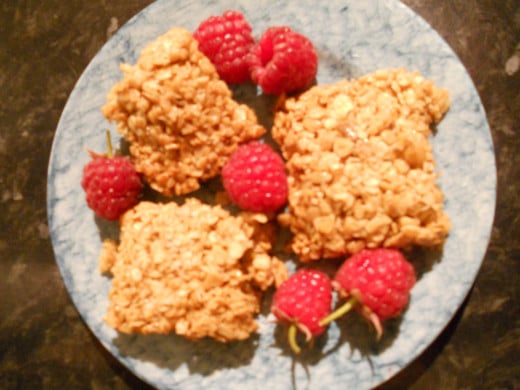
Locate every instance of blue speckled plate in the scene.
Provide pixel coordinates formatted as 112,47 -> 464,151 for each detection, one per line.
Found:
47,0 -> 496,389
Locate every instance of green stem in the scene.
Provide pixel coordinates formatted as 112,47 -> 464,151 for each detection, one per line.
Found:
319,296 -> 358,326
106,129 -> 113,157
288,324 -> 301,354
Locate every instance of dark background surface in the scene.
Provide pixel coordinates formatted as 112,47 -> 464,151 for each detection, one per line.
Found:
1,0 -> 518,389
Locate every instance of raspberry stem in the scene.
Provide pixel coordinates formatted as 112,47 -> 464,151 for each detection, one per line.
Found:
288,324 -> 301,354
105,130 -> 114,158
319,296 -> 358,326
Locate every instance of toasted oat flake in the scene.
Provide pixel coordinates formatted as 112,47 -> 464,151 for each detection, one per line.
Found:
272,68 -> 451,261
100,199 -> 287,341
102,27 -> 265,196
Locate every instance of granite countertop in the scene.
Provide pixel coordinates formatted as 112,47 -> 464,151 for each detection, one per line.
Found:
1,0 -> 518,389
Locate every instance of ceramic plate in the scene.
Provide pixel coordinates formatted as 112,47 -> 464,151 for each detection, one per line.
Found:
47,0 -> 496,389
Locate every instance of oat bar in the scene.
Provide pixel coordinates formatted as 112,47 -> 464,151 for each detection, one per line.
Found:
99,199 -> 287,342
272,69 -> 451,261
102,27 -> 265,196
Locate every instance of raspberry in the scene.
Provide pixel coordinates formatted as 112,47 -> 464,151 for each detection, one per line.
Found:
321,248 -> 416,338
249,26 -> 318,94
81,148 -> 142,221
193,10 -> 255,84
271,269 -> 333,353
221,141 -> 288,213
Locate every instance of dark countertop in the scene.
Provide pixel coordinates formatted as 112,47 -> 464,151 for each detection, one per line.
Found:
1,0 -> 518,389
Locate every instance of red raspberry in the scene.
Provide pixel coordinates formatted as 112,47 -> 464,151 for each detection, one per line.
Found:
81,150 -> 142,221
249,26 -> 318,94
271,269 -> 333,353
193,10 -> 255,84
221,141 -> 288,213
321,248 -> 416,338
